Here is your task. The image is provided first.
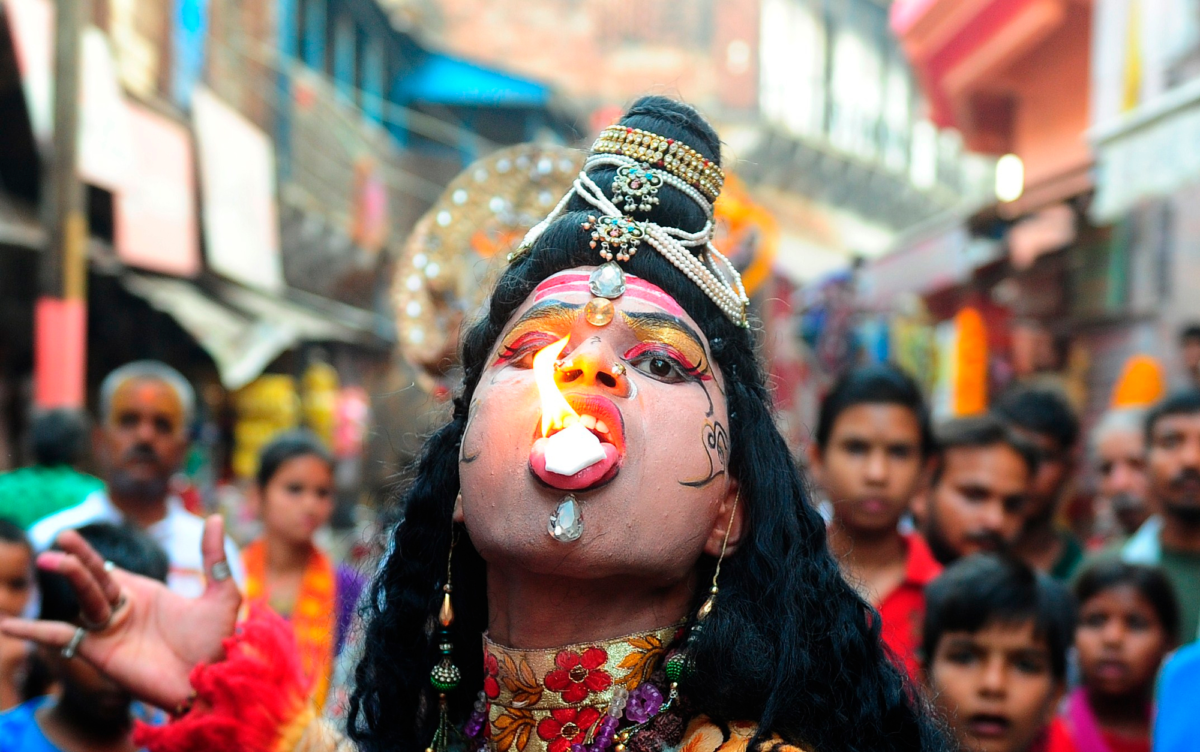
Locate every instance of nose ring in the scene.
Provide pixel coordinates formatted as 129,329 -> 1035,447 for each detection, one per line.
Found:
612,363 -> 626,377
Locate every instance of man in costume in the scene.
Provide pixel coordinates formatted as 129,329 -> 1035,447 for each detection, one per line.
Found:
1,98 -> 948,752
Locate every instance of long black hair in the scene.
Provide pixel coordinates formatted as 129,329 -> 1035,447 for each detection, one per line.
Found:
348,97 -> 949,752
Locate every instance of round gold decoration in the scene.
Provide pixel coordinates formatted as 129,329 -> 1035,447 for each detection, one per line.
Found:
584,298 -> 615,327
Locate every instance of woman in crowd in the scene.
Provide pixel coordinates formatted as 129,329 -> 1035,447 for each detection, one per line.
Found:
1059,561 -> 1178,752
1,97 -> 949,752
242,431 -> 364,708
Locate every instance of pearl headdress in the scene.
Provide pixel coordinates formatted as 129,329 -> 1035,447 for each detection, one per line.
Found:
509,128 -> 750,328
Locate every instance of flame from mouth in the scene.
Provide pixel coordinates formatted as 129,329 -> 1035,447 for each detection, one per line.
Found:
533,336 -> 578,437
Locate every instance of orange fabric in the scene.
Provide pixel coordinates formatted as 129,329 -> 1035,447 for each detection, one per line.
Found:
953,307 -> 988,416
1111,356 -> 1165,408
243,540 -> 338,707
877,533 -> 943,682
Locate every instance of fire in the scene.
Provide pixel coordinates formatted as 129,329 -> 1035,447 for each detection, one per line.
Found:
533,336 -> 579,437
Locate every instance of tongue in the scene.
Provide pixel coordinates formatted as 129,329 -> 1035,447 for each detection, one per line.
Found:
529,438 -> 620,490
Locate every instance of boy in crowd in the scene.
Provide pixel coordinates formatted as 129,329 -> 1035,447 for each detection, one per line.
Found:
0,523 -> 168,752
0,519 -> 32,711
809,364 -> 940,680
913,415 -> 1039,566
922,554 -> 1076,752
993,386 -> 1085,579
1121,389 -> 1200,640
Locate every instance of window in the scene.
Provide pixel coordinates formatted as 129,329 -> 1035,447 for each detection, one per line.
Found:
759,0 -> 826,138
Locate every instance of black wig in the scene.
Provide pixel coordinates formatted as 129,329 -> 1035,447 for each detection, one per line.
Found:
348,96 -> 950,752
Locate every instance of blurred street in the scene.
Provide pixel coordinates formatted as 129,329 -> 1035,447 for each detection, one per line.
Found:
2,1 -> 1200,750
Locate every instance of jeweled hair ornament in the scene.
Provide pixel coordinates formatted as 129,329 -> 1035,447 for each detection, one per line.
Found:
511,130 -> 749,328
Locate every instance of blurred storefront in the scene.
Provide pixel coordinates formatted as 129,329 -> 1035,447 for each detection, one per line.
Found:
0,0 -> 579,505
877,0 -> 1171,430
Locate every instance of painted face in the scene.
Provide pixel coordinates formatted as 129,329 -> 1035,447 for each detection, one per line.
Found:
259,455 -> 336,547
928,621 -> 1062,752
917,445 -> 1029,565
1146,413 -> 1200,522
101,378 -> 187,503
459,267 -> 733,581
812,404 -> 925,534
1096,427 -> 1150,534
1076,585 -> 1172,699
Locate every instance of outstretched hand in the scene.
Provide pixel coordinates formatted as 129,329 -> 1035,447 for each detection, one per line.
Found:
0,515 -> 241,711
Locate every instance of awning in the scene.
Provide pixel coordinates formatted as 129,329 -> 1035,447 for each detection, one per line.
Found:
395,52 -> 552,108
121,273 -> 384,390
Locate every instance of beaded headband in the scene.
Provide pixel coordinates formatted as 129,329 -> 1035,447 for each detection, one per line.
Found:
510,127 -> 749,328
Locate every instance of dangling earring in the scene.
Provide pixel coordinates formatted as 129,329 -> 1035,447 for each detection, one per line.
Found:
427,525 -> 461,752
666,490 -> 739,685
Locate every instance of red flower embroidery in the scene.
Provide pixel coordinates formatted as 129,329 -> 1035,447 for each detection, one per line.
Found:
537,707 -> 602,752
484,649 -> 501,700
544,647 -> 612,703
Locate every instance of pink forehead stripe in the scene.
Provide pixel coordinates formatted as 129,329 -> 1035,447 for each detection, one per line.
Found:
531,271 -> 686,317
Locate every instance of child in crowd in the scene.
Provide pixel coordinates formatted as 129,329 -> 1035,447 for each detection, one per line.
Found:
0,518 -> 33,711
922,554 -> 1075,752
914,415 -> 1040,566
241,431 -> 365,708
1060,561 -> 1178,752
0,522 -> 168,752
809,364 -> 939,681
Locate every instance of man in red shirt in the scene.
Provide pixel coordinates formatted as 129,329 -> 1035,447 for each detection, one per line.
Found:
809,364 -> 941,680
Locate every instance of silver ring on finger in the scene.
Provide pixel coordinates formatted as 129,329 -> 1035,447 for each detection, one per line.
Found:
104,560 -> 116,573
61,626 -> 86,659
210,560 -> 232,583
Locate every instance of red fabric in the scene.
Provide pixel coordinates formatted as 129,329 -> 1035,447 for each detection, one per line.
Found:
878,533 -> 943,681
133,608 -> 312,752
1100,731 -> 1150,752
1043,718 -> 1081,752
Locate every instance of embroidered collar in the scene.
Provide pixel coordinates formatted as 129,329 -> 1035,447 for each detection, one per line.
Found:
482,625 -> 681,752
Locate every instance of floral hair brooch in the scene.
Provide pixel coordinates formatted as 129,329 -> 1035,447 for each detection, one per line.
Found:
512,128 -> 748,328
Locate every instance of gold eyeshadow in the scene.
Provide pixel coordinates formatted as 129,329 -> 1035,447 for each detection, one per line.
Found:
498,303 -> 581,353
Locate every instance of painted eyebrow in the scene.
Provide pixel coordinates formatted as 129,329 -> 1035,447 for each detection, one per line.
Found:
620,312 -> 708,354
506,301 -> 583,333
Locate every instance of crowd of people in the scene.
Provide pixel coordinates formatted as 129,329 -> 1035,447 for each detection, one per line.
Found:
0,361 -> 366,751
811,362 -> 1200,752
0,96 -> 1195,752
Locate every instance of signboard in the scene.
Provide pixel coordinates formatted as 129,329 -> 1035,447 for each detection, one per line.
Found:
115,104 -> 200,276
192,86 -> 284,292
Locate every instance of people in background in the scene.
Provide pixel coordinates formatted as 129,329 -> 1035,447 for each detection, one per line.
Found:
994,386 -> 1084,579
912,415 -> 1039,566
1060,561 -> 1177,752
1176,325 -> 1200,389
1120,390 -> 1200,640
241,431 -> 365,708
921,554 -> 1075,752
809,364 -> 938,680
28,361 -> 241,596
0,523 -> 169,752
0,519 -> 32,711
0,410 -> 103,529
1090,409 -> 1151,543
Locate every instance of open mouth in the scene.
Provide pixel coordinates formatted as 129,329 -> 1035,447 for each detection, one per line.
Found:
528,394 -> 626,491
965,714 -> 1011,739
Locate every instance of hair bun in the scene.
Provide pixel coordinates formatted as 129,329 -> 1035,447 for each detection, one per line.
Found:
614,96 -> 722,167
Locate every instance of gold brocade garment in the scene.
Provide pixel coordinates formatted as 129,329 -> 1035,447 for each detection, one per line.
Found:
483,625 -> 680,752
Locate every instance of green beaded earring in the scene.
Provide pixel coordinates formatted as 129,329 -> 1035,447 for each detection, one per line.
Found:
427,520 -> 462,752
666,489 -> 739,685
